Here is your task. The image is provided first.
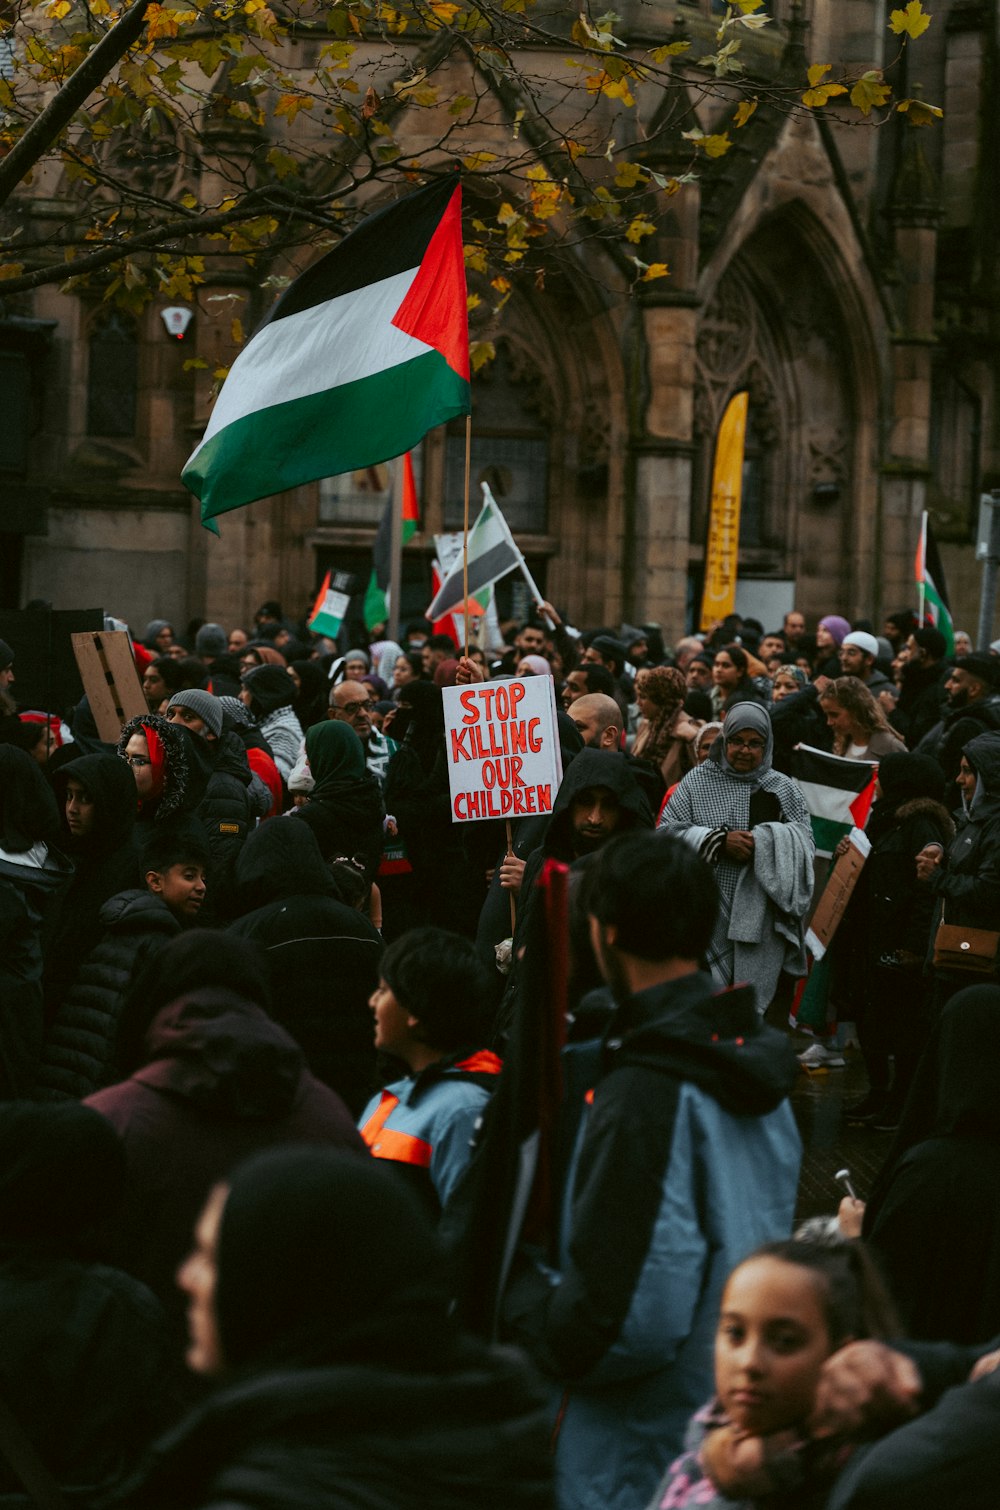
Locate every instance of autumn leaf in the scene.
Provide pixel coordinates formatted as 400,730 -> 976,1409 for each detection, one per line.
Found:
851,70 -> 891,115
649,41 -> 691,62
462,151 -> 498,169
470,340 -> 495,373
231,317 -> 244,345
897,97 -> 943,125
683,128 -> 732,158
641,263 -> 669,282
362,86 -> 380,118
274,94 -> 314,122
428,1 -> 461,21
463,243 -> 488,273
889,1 -> 931,39
625,215 -> 655,244
734,98 -> 758,127
614,161 -> 645,189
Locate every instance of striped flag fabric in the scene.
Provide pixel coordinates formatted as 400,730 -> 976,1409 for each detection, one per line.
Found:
916,512 -> 955,653
791,743 -> 879,857
426,485 -> 523,621
183,178 -> 470,530
308,570 -> 352,638
363,453 -> 420,631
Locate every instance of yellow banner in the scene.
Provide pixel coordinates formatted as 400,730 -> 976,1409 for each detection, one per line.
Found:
700,390 -> 749,632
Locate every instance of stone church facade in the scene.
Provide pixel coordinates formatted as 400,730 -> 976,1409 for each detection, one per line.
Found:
2,0 -> 996,640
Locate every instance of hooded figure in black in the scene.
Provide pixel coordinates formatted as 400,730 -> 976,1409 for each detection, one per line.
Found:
290,720 -> 385,885
134,1147 -> 552,1510
227,820 -> 384,1115
862,984 -> 1000,1343
0,746 -> 72,1095
920,728 -> 1000,1009
0,1103 -> 174,1500
289,659 -> 328,731
44,753 -> 141,1016
835,752 -> 953,1123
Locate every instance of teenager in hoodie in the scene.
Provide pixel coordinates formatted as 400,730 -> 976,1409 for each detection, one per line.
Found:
503,831 -> 801,1510
227,820 -> 383,1115
44,752 -> 141,1016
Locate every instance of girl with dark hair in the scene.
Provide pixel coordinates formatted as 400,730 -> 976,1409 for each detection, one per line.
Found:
0,746 -> 71,1094
711,645 -> 765,718
650,1240 -> 898,1509
135,1148 -> 551,1510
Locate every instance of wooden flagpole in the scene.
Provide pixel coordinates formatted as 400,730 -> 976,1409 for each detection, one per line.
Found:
462,413 -> 472,658
388,456 -> 404,644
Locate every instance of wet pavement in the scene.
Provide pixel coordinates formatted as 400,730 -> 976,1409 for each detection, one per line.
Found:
790,1042 -> 892,1221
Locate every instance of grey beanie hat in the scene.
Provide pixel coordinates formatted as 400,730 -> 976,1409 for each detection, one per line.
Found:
167,689 -> 224,739
195,622 -> 228,658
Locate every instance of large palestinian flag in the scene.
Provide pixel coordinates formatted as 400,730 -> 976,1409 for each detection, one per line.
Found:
791,743 -> 879,857
183,178 -> 470,529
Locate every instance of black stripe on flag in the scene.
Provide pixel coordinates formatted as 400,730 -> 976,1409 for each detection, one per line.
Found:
431,539 -> 519,617
791,744 -> 876,793
263,177 -> 458,327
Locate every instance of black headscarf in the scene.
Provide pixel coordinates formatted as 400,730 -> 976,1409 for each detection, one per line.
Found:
0,744 -> 61,852
289,659 -> 328,731
865,751 -> 945,844
0,1103 -> 125,1253
214,1147 -> 451,1373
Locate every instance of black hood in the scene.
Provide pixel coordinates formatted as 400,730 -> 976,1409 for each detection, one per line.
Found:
234,818 -> 335,912
543,749 -> 652,861
611,971 -> 798,1117
51,753 -> 137,856
965,730 -> 1000,796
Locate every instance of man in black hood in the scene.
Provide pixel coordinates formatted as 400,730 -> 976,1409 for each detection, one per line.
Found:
503,831 -> 801,1510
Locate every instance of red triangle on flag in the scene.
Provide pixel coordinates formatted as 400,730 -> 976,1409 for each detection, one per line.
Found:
392,185 -> 469,382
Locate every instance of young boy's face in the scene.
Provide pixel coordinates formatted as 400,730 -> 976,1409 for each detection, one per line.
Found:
147,861 -> 207,919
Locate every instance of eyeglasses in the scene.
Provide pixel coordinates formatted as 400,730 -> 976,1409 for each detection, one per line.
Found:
335,699 -> 375,716
122,754 -> 151,768
725,737 -> 766,753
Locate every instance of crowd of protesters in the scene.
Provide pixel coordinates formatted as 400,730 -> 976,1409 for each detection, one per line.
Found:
0,593 -> 998,1509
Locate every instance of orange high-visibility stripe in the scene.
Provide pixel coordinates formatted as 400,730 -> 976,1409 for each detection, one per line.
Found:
454,1050 -> 503,1076
359,1092 -> 432,1169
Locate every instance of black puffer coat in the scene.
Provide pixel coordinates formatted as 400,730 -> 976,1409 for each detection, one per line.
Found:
227,821 -> 383,1115
132,1343 -> 552,1510
37,889 -> 180,1099
925,731 -> 1000,938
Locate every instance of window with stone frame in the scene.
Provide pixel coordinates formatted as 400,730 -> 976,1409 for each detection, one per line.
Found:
444,340 -> 550,534
86,310 -> 139,438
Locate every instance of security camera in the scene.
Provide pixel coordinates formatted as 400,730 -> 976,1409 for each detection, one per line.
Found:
161,305 -> 194,340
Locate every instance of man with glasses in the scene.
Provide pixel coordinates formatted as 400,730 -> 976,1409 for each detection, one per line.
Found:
329,680 -> 397,788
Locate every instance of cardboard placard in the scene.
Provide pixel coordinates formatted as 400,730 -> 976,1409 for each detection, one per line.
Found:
71,630 -> 147,744
806,827 -> 871,960
443,676 -> 563,823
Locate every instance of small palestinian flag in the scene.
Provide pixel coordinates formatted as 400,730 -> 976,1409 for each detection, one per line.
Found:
363,452 -> 419,632
426,488 -> 523,621
791,743 -> 879,857
308,570 -> 352,639
183,178 -> 470,530
916,512 -> 955,653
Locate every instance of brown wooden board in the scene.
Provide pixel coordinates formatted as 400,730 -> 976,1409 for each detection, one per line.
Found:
805,828 -> 871,960
71,630 -> 147,744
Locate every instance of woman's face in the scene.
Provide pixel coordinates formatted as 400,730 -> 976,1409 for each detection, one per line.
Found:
713,653 -> 739,690
177,1184 -> 228,1376
696,731 -> 717,764
957,755 -> 977,805
286,665 -> 301,693
725,726 -> 766,774
771,674 -> 799,704
123,732 -> 154,800
815,623 -> 834,651
154,624 -> 174,652
821,698 -> 859,743
635,682 -> 654,719
344,657 -> 368,682
393,655 -> 415,688
715,1257 -> 833,1436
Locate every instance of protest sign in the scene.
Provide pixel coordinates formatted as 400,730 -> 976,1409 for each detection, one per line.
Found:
71,629 -> 147,743
442,676 -> 562,823
805,827 -> 871,960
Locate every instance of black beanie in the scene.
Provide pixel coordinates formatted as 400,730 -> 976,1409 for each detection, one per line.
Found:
242,664 -> 295,715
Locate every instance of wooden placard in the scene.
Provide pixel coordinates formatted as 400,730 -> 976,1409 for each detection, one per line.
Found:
71,630 -> 147,743
805,827 -> 871,960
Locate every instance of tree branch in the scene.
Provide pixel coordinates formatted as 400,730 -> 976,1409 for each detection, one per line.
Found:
0,0 -> 152,208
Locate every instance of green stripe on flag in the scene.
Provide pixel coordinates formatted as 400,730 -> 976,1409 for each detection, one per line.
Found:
185,351 -> 469,525
810,815 -> 851,857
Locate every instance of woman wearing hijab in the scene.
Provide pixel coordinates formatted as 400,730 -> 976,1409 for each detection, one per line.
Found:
287,659 -> 328,732
0,1103 -> 174,1501
0,746 -> 72,1095
291,720 -> 385,883
631,665 -> 701,788
135,1147 -> 551,1510
660,702 -> 814,1015
916,729 -> 1000,1013
858,985 -> 1000,1343
834,754 -> 953,1129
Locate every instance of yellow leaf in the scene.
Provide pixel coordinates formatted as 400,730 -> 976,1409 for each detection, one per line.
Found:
274,94 -> 314,122
733,99 -> 757,128
428,1 -> 460,19
213,367 -> 230,382
641,262 -> 669,282
466,293 -> 481,312
183,357 -> 209,371
470,340 -> 495,373
889,1 -> 931,39
463,243 -> 488,273
490,276 -> 511,293
897,97 -> 943,125
497,201 -> 520,227
462,151 -> 498,170
649,41 -> 691,62
0,262 -> 25,281
614,161 -> 645,189
683,129 -> 733,158
801,82 -> 848,107
231,318 -> 244,345
625,215 -> 655,244
47,0 -> 72,16
807,63 -> 832,87
850,70 -> 891,115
